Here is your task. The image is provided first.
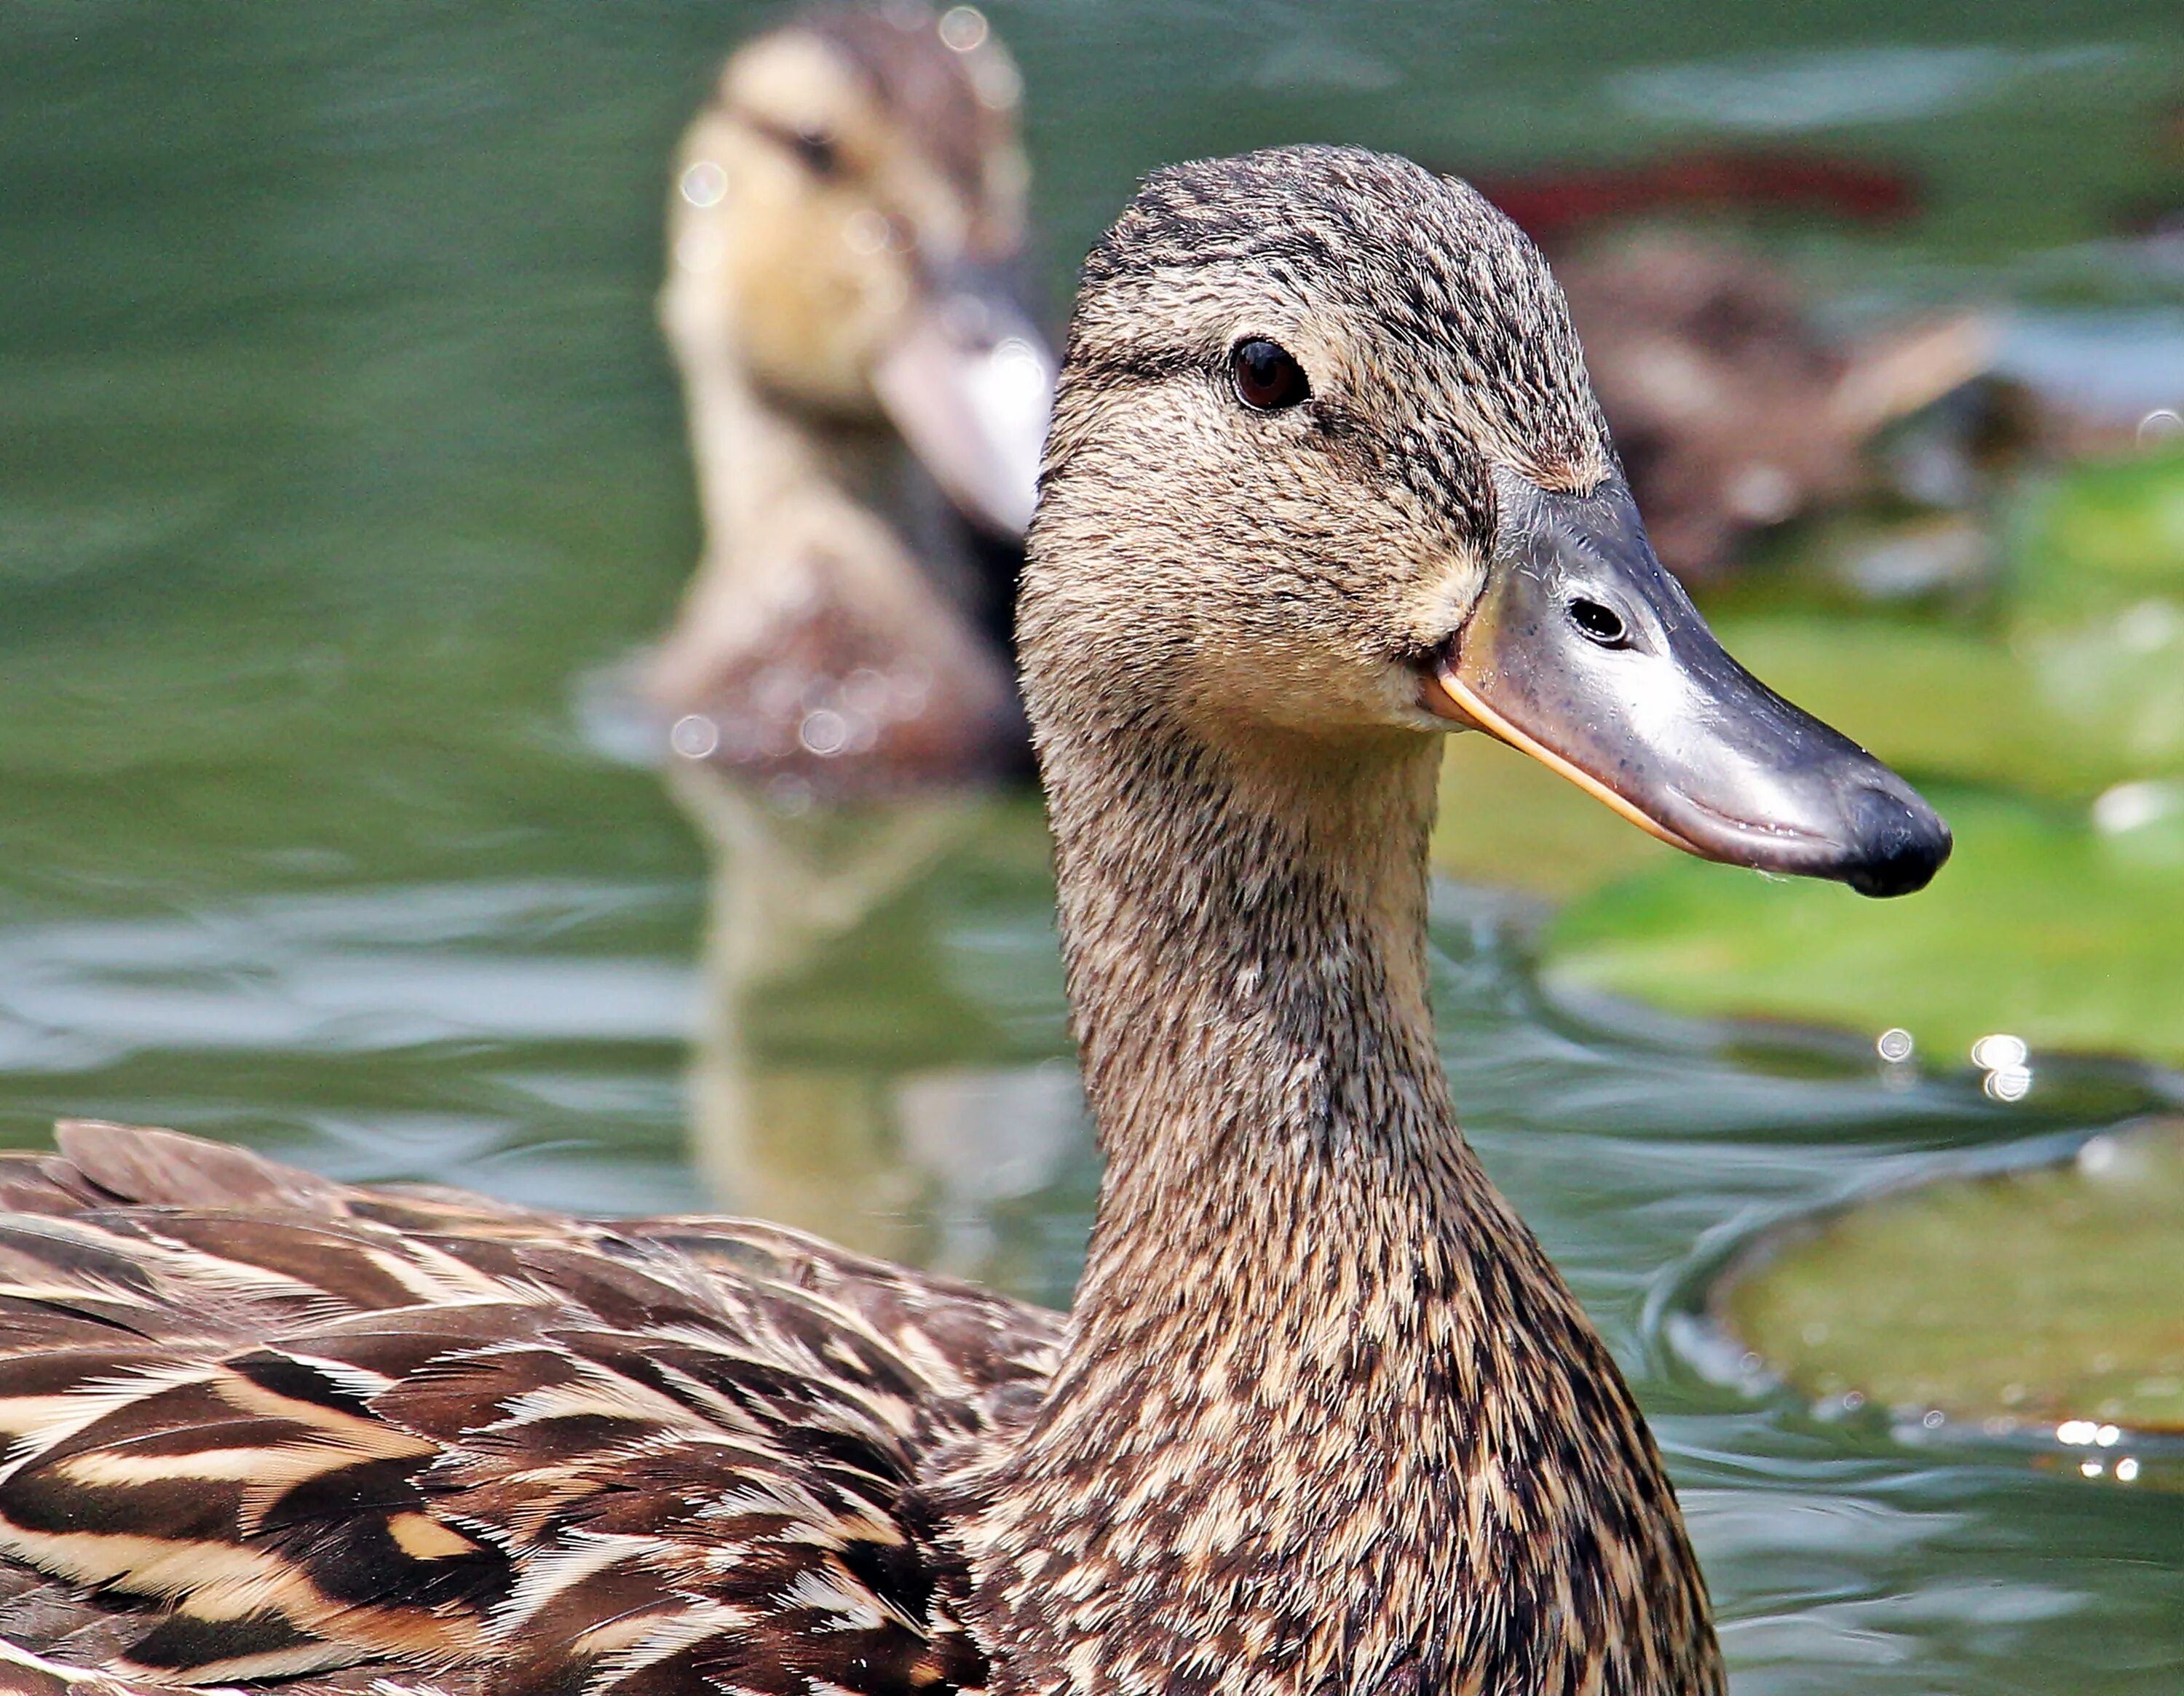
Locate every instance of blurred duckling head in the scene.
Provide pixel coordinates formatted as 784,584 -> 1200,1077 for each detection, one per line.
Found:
670,7 -> 1051,533
1024,146 -> 1951,897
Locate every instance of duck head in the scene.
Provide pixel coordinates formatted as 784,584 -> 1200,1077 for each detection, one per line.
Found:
1026,146 -> 1950,897
669,7 -> 1052,534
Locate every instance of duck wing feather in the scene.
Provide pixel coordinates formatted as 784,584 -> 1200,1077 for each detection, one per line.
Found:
0,1124 -> 1060,1695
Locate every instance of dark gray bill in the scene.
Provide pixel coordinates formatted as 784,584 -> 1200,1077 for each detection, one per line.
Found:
1423,469 -> 1950,897
872,268 -> 1053,538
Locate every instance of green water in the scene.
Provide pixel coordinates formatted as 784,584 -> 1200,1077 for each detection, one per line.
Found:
6,4 -> 2184,1689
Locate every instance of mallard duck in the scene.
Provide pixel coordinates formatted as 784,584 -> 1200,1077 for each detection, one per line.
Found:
0,146 -> 1949,1695
649,6 -> 1051,793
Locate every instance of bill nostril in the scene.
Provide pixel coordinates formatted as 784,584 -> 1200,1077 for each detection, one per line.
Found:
1843,783 -> 1952,899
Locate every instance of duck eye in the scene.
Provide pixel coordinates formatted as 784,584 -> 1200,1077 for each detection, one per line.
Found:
1567,598 -> 1629,649
1230,338 -> 1310,411
789,128 -> 840,177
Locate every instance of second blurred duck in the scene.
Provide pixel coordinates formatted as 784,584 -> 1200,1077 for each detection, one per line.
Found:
652,6 -> 1051,793
644,8 -> 1071,1264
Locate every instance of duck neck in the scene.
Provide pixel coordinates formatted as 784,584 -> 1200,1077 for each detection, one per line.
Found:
960,715 -> 1720,1695
651,272 -> 985,706
1058,719 -> 1449,1259
675,338 -> 909,559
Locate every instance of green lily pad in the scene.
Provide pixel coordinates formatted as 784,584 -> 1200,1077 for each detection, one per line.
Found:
2013,446 -> 2184,618
1544,785 -> 2184,1066
1714,1117 -> 2184,1433
1431,733 -> 1670,899
2008,456 -> 2184,795
1707,449 -> 2184,804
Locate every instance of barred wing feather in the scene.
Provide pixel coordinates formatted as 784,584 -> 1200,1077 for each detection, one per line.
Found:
0,1124 -> 1059,1695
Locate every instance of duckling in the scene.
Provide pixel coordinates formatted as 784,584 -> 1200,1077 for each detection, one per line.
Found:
0,147 -> 1948,1696
651,6 -> 1051,792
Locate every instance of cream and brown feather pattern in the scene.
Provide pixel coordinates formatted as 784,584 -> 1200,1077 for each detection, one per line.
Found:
0,1122 -> 1056,1695
0,146 -> 1951,1695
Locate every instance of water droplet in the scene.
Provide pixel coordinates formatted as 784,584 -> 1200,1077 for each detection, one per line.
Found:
800,708 -> 850,757
766,774 -> 814,816
972,52 -> 1022,111
938,5 -> 989,52
844,210 -> 892,255
1971,1033 -> 2027,1070
843,668 -> 893,718
680,160 -> 728,207
670,715 -> 720,759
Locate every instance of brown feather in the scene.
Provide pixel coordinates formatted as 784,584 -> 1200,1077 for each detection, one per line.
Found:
0,1135 -> 1052,1693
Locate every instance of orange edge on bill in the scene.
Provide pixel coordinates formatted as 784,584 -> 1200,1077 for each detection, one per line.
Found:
1423,662 -> 1703,857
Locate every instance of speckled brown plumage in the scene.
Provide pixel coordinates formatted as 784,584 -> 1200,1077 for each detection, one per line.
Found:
0,146 -> 1720,1695
0,1122 -> 1056,1695
955,146 -> 1719,1695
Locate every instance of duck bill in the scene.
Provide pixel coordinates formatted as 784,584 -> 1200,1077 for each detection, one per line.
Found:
871,269 -> 1055,538
1423,472 -> 1951,897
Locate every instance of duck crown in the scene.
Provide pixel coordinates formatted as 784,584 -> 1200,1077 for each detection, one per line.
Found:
1066,145 -> 1613,497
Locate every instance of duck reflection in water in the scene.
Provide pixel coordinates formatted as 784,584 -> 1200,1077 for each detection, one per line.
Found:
668,773 -> 1077,1275
649,7 -> 1072,1270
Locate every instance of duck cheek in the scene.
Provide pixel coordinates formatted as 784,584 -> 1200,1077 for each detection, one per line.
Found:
730,221 -> 911,415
